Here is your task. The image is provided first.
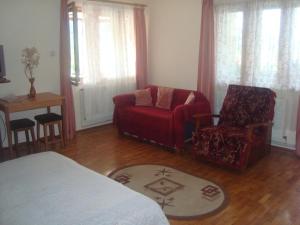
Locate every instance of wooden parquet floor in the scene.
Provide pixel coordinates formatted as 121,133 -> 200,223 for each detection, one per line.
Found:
1,124 -> 300,225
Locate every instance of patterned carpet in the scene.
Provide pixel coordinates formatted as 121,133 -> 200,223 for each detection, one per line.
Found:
108,164 -> 227,220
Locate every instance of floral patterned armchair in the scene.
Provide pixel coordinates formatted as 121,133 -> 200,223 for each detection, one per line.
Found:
192,85 -> 276,170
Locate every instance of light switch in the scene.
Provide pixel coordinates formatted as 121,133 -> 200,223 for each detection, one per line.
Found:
49,51 -> 56,57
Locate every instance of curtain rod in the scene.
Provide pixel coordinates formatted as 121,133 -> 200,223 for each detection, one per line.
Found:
88,0 -> 147,8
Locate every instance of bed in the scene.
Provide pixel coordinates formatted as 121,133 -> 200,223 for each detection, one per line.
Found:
0,152 -> 169,225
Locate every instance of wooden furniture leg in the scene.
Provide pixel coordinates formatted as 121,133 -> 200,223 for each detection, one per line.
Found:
4,109 -> 14,158
47,106 -> 55,141
25,129 -> 31,154
25,129 -> 30,145
58,120 -> 65,148
30,127 -> 36,153
37,122 -> 40,151
44,124 -> 48,150
61,100 -> 66,144
13,130 -> 18,157
50,124 -> 55,141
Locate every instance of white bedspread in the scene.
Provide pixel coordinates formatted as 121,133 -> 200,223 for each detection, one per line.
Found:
0,152 -> 169,225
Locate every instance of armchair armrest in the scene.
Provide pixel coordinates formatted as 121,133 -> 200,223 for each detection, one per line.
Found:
193,113 -> 220,119
246,121 -> 273,142
246,121 -> 272,129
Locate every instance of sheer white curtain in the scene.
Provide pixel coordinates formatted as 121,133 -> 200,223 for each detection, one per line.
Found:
214,0 -> 300,148
81,2 -> 136,126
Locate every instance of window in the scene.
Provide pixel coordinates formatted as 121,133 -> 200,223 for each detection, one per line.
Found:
68,3 -> 136,86
253,9 -> 281,87
72,1 -> 137,126
69,2 -> 82,85
215,11 -> 243,85
96,15 -> 136,80
215,2 -> 300,90
289,7 -> 300,89
214,1 -> 300,147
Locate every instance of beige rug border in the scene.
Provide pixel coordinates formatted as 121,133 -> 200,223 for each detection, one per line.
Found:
107,163 -> 229,221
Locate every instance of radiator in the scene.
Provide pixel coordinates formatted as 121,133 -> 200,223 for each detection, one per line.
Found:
79,88 -> 113,128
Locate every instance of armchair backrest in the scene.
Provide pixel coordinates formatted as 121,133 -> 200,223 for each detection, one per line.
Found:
218,85 -> 276,127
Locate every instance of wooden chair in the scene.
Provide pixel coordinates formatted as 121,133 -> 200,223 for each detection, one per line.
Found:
34,113 -> 64,150
10,118 -> 36,157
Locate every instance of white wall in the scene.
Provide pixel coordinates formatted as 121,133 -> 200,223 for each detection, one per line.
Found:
148,0 -> 202,90
0,0 -> 61,146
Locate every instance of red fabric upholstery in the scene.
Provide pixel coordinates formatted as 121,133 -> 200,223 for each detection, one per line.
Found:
113,85 -> 211,149
193,85 -> 276,170
218,85 -> 276,127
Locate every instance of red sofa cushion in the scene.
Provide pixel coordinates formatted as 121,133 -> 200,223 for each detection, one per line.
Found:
128,106 -> 172,119
146,85 -> 209,110
118,106 -> 174,146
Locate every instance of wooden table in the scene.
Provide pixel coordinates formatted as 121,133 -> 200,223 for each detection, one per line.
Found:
0,92 -> 65,157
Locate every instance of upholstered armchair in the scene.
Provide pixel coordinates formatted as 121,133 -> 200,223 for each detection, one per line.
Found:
192,85 -> 276,170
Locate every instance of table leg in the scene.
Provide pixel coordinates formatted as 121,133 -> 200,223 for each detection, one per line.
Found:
4,109 -> 14,158
30,127 -> 36,153
43,125 -> 48,150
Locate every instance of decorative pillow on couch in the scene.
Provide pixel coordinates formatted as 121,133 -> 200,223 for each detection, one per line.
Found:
156,87 -> 174,110
184,92 -> 195,105
135,88 -> 153,106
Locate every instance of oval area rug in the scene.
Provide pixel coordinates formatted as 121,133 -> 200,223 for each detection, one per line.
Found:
108,164 -> 227,220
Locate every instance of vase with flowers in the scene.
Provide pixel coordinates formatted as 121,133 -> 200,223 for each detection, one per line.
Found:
21,47 -> 40,98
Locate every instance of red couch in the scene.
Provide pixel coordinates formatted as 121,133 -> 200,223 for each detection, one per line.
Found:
113,85 -> 211,149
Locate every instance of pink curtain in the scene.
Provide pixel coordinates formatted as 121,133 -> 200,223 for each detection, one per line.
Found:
134,7 -> 148,89
197,0 -> 215,109
60,0 -> 76,141
296,97 -> 300,156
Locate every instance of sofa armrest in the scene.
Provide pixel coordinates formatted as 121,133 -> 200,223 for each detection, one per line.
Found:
172,102 -> 212,149
174,102 -> 212,125
113,93 -> 135,107
113,93 -> 135,126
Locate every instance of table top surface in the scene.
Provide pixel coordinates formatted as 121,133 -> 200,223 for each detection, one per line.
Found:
0,92 -> 64,113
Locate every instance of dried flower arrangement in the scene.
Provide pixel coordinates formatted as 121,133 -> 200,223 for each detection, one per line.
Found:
21,47 -> 40,98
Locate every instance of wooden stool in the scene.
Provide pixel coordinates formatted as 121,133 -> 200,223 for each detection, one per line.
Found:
10,118 -> 36,156
34,113 -> 64,150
